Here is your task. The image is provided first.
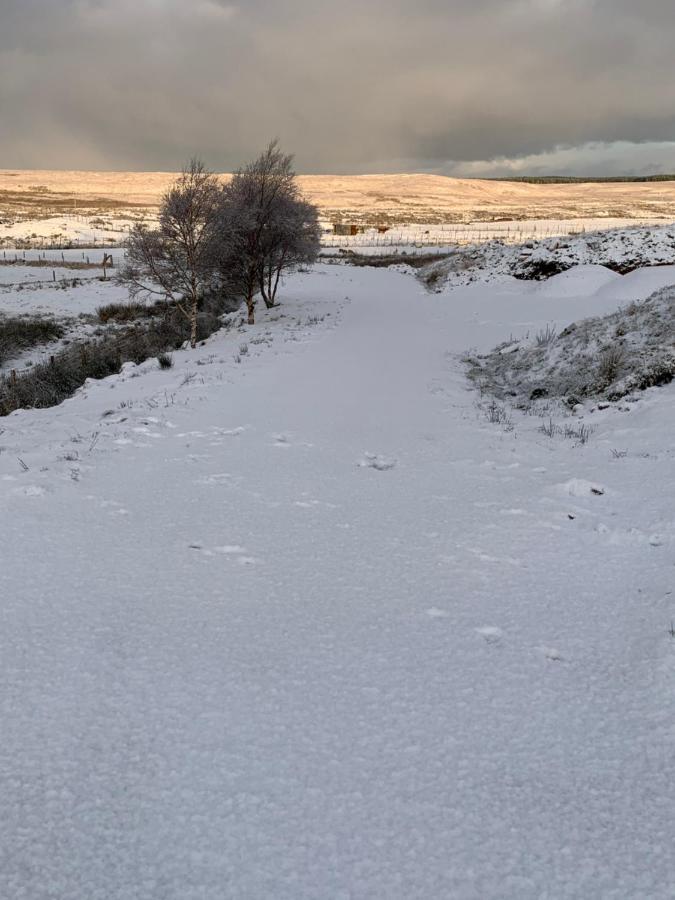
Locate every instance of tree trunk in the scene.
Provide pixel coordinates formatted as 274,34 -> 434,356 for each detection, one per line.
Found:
246,290 -> 255,325
190,296 -> 198,348
270,263 -> 283,305
259,277 -> 272,309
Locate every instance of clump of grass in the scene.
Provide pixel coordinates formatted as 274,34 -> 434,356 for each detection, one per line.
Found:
539,418 -> 593,444
0,316 -> 64,366
535,324 -> 557,347
540,418 -> 559,437
157,352 -> 173,369
483,399 -> 513,429
562,422 -> 593,444
596,345 -> 626,386
97,300 -> 150,323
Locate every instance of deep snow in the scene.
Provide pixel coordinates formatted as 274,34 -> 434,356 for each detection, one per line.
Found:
1,262 -> 674,898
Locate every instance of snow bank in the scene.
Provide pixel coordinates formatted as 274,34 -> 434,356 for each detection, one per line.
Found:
467,285 -> 675,405
421,224 -> 675,290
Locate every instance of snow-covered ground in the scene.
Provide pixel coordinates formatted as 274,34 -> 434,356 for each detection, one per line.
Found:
1,261 -> 675,898
0,216 -> 139,249
1,276 -> 128,314
421,224 -> 675,288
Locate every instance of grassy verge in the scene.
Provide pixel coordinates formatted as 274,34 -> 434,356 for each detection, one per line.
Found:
0,295 -> 238,417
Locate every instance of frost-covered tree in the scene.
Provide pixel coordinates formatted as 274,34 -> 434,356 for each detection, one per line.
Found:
257,196 -> 321,308
121,160 -> 221,348
215,141 -> 321,323
121,146 -> 320,332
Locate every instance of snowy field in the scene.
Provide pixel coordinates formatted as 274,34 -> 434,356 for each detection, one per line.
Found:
1,216 -> 138,249
1,260 -> 675,897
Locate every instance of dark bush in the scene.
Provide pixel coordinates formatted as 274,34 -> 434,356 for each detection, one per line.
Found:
96,300 -> 155,323
512,258 -> 569,281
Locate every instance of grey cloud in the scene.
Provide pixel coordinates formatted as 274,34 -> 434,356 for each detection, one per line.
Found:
1,0 -> 674,173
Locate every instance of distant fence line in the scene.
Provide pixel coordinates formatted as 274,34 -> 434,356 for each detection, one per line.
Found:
3,217 -> 675,258
1,250 -> 113,268
321,218 -> 675,251
0,250 -> 116,289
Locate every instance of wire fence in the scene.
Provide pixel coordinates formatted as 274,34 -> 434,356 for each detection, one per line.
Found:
320,217 -> 675,253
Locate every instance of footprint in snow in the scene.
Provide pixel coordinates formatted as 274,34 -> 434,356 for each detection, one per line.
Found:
537,645 -> 564,662
14,484 -> 49,498
189,543 -> 259,566
475,626 -> 503,644
214,426 -> 246,437
426,607 -> 450,619
196,473 -> 233,485
558,478 -> 606,497
358,453 -> 397,471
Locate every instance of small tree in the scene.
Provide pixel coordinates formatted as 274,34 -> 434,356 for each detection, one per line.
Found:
215,140 -> 320,323
121,159 -> 220,348
258,197 -> 321,308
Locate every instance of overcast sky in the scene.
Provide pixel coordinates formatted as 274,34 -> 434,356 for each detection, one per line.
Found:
1,0 -> 675,175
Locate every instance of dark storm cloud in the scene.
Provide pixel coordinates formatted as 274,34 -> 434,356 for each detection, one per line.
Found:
1,0 -> 675,173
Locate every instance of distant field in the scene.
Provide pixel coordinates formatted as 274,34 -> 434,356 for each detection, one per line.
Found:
4,170 -> 675,226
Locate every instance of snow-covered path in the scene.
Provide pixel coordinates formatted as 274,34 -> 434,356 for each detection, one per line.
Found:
1,266 -> 674,898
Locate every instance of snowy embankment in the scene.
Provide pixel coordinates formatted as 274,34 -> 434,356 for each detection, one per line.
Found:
1,263 -> 675,898
467,279 -> 675,407
420,223 -> 675,289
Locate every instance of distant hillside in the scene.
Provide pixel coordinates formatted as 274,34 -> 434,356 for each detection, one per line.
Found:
3,170 -> 675,225
491,175 -> 675,184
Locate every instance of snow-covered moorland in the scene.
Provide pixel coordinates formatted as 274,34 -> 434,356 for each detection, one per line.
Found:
420,223 -> 675,289
1,254 -> 675,897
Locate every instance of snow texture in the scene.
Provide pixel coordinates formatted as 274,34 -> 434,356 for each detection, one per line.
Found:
1,259 -> 675,898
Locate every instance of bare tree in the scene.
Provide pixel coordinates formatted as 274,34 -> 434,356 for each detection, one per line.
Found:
121,160 -> 220,348
215,140 -> 320,323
